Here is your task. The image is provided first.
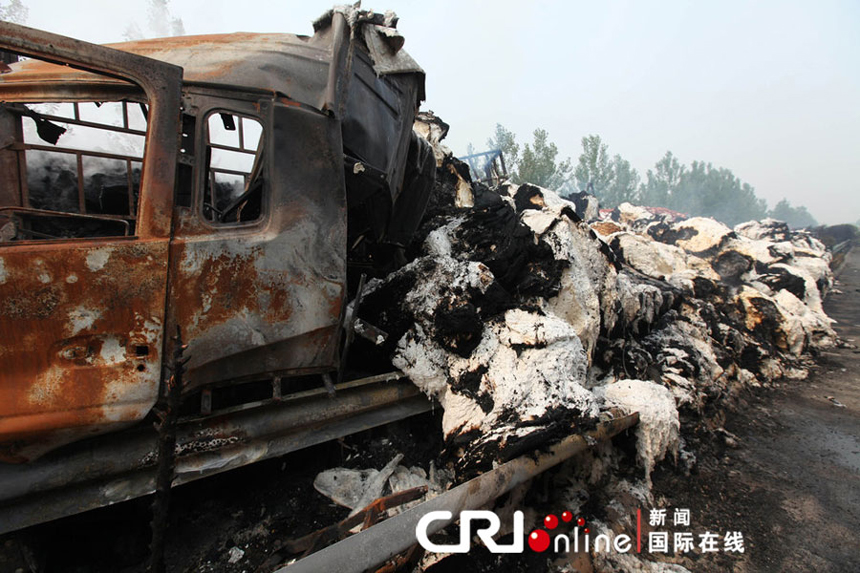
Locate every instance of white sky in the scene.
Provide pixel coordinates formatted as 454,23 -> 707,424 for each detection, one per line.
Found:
17,0 -> 860,224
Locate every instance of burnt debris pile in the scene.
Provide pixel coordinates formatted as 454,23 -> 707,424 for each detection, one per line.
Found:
597,205 -> 835,407
356,116 -> 837,482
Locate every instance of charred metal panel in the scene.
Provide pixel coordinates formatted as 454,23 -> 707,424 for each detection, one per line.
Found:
386,133 -> 436,246
0,239 -> 168,462
340,51 -> 423,252
0,377 -> 428,534
166,100 -> 346,389
342,50 -> 420,203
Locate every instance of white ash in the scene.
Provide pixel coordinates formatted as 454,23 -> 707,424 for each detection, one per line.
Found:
367,184 -> 617,456
395,304 -> 598,441
609,202 -> 658,231
605,210 -> 836,380
226,546 -> 244,564
314,456 -> 452,519
595,380 -> 680,486
359,171 -> 837,483
615,272 -> 673,334
609,231 -> 717,285
499,183 -> 621,356
423,216 -> 466,258
663,216 -> 736,255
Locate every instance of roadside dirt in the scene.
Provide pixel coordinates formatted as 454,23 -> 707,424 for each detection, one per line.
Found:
651,247 -> 860,572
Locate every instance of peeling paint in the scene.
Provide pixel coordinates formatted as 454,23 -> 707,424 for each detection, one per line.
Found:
0,21 -> 184,465
28,366 -> 64,407
99,336 -> 126,365
85,248 -> 113,272
135,314 -> 162,344
179,248 -> 203,274
67,306 -> 101,336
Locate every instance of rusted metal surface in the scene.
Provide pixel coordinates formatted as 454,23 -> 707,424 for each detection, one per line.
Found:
0,25 -> 423,116
0,239 -> 169,462
0,207 -> 131,236
0,22 -> 181,462
0,11 -> 433,540
0,375 -> 430,534
0,33 -> 332,108
279,412 -> 640,573
165,99 -> 348,389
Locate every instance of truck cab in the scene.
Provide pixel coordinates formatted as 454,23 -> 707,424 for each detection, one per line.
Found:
0,9 -> 434,469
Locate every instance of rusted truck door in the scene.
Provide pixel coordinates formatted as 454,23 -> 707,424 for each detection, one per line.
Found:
0,24 -> 182,462
166,96 -> 347,391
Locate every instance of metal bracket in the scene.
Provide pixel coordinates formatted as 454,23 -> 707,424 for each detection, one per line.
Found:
338,273 -> 367,386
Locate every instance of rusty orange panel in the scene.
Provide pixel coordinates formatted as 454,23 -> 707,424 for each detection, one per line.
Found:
0,238 -> 169,462
166,231 -> 344,389
0,23 -> 181,462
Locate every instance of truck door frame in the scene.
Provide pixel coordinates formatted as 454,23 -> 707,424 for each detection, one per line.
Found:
0,23 -> 182,461
165,90 -> 348,393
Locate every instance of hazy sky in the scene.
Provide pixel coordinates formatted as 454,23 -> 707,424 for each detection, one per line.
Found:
16,0 -> 860,224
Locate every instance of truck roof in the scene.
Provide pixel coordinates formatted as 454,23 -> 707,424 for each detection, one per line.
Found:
0,31 -> 337,107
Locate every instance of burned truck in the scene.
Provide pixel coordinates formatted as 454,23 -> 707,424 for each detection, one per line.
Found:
0,8 -> 436,532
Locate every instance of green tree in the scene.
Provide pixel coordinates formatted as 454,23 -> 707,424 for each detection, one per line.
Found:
486,125 -> 572,191
601,154 -> 640,208
516,128 -> 573,190
769,199 -> 818,229
640,151 -> 684,207
670,161 -> 767,226
637,152 -> 768,226
574,134 -> 614,197
486,123 -> 520,170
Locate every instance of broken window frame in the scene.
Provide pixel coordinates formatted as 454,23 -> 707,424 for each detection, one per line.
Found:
0,92 -> 150,242
200,108 -> 268,227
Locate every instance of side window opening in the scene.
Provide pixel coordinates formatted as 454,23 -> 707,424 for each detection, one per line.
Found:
0,100 -> 148,241
203,112 -> 265,224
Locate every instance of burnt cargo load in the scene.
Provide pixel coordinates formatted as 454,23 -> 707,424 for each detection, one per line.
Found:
0,7 -> 436,531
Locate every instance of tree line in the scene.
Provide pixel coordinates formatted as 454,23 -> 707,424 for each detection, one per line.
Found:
483,125 -> 818,228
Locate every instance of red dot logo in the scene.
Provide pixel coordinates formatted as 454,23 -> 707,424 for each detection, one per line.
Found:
528,529 -> 551,552
561,511 -> 573,522
544,514 -> 559,530
576,517 -> 586,527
